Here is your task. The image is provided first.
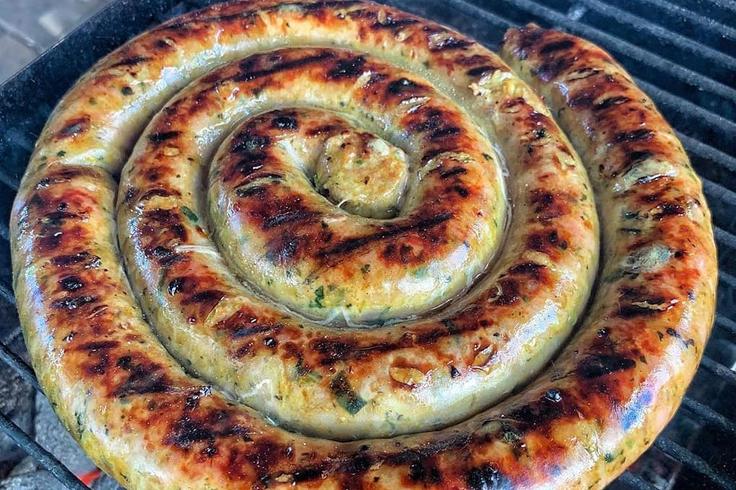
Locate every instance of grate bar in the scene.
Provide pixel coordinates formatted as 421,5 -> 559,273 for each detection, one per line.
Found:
0,411 -> 87,490
654,437 -> 736,489
636,79 -> 736,156
578,0 -> 736,71
0,340 -> 39,391
679,132 -> 736,174
0,282 -> 16,306
681,397 -> 736,436
616,470 -> 659,490
718,271 -> 736,293
0,168 -> 20,192
700,356 -> 736,385
464,0 -> 736,119
679,132 -> 736,193
702,179 -> 736,234
627,0 -> 736,47
442,0 -> 514,32
715,314 -> 736,338
702,179 -> 736,209
715,227 -> 736,254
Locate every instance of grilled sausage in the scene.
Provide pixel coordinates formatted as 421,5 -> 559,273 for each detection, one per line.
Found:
9,2 -> 714,489
115,42 -> 595,439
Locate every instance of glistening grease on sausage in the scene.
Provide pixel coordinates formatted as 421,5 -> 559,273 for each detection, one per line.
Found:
10,2 -> 713,489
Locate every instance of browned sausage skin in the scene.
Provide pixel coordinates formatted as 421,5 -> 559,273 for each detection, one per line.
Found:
9,1 -> 715,489
116,43 -> 595,439
499,23 -> 717,485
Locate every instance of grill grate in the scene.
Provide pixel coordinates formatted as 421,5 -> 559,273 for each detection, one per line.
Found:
0,0 -> 733,488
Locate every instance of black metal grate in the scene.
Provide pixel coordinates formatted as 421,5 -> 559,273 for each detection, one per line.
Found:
0,0 -> 734,488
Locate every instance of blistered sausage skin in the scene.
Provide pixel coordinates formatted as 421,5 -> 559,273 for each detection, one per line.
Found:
9,2 -> 714,490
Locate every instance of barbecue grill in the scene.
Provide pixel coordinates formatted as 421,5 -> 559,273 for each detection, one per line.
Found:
0,0 -> 733,488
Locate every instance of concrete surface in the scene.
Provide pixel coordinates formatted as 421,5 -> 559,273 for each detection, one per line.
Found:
0,0 -> 113,82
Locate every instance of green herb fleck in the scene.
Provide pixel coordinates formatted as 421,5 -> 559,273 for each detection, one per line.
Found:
57,150 -> 66,157
310,286 -> 325,308
412,266 -> 428,278
360,264 -> 371,274
330,372 -> 366,415
482,153 -> 493,161
121,86 -> 134,96
75,411 -> 85,436
181,206 -> 199,223
604,453 -> 615,463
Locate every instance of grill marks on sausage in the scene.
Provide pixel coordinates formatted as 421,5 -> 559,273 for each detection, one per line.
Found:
529,190 -> 571,223
466,464 -> 512,490
616,285 -> 675,319
271,114 -> 298,130
51,251 -> 101,269
511,27 -> 611,84
59,275 -> 85,292
55,115 -> 90,140
237,185 -> 320,264
526,229 -> 569,258
371,16 -> 418,31
439,167 -> 468,179
115,355 -> 172,398
35,168 -> 85,189
162,271 -> 228,325
386,77 -> 420,95
612,129 -> 654,145
51,294 -> 96,311
490,262 -> 549,306
594,95 -> 630,111
263,209 -> 318,229
139,208 -> 188,266
535,56 -> 575,83
538,39 -> 574,55
466,65 -> 497,78
77,339 -> 118,376
327,55 -> 366,79
406,455 -> 443,485
165,411 -> 252,455
305,316 -> 483,366
148,130 -> 182,143
224,130 -> 272,183
109,55 -> 151,68
216,308 -> 279,343
576,354 -> 636,379
233,51 -> 335,82
317,211 -> 452,260
25,181 -> 100,256
402,105 -> 469,160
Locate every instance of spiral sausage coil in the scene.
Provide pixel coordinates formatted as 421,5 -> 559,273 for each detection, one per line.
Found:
10,1 -> 716,488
